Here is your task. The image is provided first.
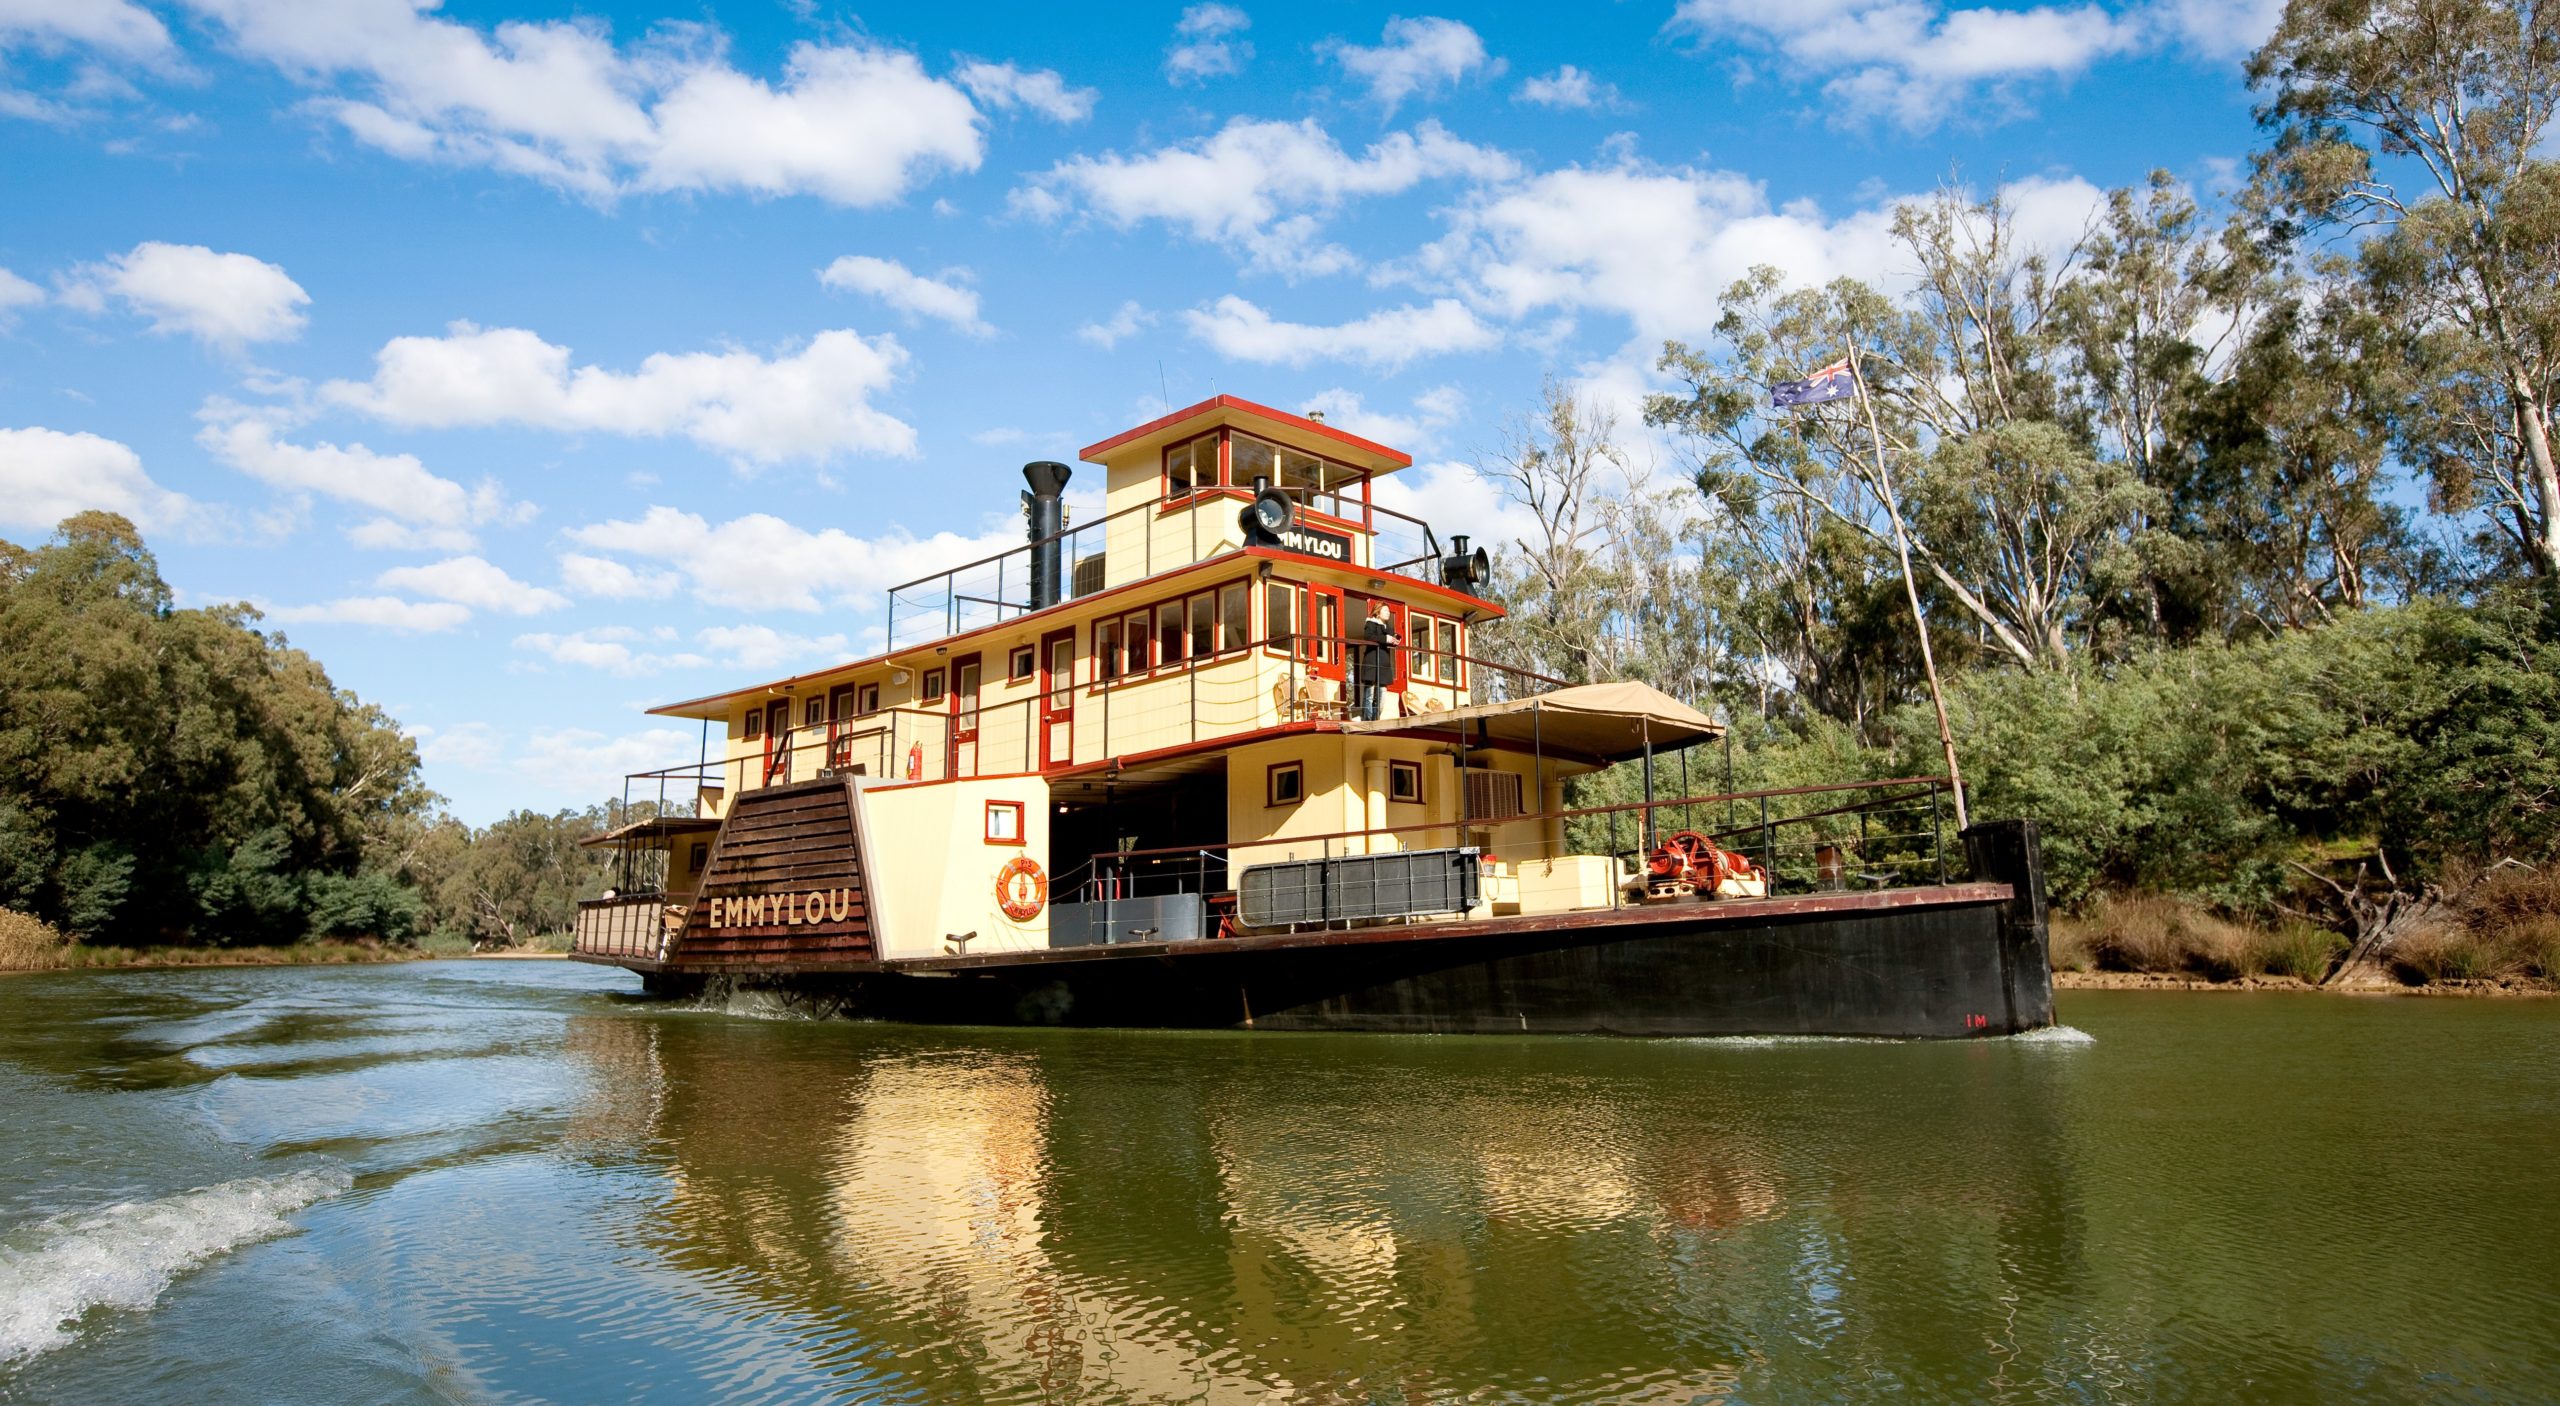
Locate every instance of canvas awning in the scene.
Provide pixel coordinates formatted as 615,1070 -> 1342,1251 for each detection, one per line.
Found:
578,815 -> 724,849
1340,681 -> 1725,764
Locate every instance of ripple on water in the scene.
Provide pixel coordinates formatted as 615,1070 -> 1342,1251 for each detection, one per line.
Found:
0,1167 -> 351,1365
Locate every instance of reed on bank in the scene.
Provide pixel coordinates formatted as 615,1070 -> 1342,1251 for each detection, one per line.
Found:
2053,871 -> 2560,989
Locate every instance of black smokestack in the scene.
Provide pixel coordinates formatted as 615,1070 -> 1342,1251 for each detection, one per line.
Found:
1022,461 -> 1072,611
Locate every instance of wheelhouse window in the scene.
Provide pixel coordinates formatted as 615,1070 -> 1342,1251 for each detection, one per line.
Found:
1229,434 -> 1278,490
1437,618 -> 1462,684
1163,431 -> 1220,495
1154,601 -> 1184,666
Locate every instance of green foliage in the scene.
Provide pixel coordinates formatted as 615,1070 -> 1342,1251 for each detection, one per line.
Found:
305,868 -> 423,942
0,513 -> 435,943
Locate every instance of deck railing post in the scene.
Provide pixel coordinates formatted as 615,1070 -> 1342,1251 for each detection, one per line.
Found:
1932,784 -> 1946,883
1759,795 -> 1774,889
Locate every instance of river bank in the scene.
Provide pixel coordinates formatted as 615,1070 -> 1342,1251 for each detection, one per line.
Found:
0,908 -> 568,974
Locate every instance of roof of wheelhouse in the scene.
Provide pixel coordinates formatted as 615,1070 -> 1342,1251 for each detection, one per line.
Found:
1080,394 -> 1412,475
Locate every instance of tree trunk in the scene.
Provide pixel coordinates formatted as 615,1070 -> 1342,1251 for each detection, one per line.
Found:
2515,378 -> 2560,577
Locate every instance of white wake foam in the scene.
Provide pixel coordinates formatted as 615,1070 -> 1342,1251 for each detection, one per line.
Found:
2009,1024 -> 2098,1045
0,1167 -> 350,1365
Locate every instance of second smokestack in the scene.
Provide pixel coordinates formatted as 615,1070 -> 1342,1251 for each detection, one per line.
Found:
1022,461 -> 1072,611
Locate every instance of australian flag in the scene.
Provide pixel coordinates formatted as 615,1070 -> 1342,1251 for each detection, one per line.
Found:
1771,357 -> 1856,408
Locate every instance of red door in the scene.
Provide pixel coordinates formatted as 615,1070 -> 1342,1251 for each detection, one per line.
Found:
762,699 -> 791,783
1039,628 -> 1075,769
949,654 -> 981,778
1304,584 -> 1346,683
827,684 -> 858,770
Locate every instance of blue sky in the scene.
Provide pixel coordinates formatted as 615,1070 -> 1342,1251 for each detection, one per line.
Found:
0,0 -> 2281,822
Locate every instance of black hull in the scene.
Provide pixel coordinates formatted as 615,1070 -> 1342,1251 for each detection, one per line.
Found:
611,821 -> 2055,1040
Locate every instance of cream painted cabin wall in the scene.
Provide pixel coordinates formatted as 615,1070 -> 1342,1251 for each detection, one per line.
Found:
855,776 -> 1053,959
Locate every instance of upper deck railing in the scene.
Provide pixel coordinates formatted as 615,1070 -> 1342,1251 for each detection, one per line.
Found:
613,631 -> 1567,815
883,487 -> 1454,652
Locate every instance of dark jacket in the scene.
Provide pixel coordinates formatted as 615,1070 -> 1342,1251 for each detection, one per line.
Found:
1358,615 -> 1400,684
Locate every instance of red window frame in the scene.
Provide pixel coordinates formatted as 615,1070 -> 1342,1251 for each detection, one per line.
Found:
983,799 -> 1026,845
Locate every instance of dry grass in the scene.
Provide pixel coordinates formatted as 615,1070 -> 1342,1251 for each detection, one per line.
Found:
51,939 -> 421,970
0,908 -> 68,971
2387,865 -> 2560,986
2056,893 -> 2346,983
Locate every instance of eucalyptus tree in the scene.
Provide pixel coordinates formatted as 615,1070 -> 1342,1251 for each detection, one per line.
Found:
2249,0 -> 2560,575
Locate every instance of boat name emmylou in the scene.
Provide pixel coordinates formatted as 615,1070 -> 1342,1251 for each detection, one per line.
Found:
573,395 -> 2053,1037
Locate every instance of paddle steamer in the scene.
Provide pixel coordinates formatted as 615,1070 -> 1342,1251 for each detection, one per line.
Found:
573,396 -> 2052,1036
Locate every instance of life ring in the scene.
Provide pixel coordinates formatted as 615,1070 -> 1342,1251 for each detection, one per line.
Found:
996,856 -> 1047,921
905,742 -> 923,780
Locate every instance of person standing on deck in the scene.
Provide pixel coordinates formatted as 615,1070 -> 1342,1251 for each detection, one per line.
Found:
1357,604 -> 1400,721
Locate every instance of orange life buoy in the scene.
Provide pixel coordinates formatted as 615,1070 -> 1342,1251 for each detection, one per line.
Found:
995,856 -> 1047,921
905,742 -> 923,780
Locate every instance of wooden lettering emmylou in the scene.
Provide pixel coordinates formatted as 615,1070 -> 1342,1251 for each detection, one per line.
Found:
706,888 -> 860,929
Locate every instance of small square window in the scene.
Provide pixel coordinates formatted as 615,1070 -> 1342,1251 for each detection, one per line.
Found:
804,698 -> 825,728
1389,760 -> 1422,804
923,668 -> 945,700
857,684 -> 880,715
743,711 -> 763,740
984,799 -> 1025,845
689,842 -> 709,871
1267,761 -> 1303,807
1009,646 -> 1036,682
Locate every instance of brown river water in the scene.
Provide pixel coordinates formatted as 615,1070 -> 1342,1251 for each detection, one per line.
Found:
0,960 -> 2553,1403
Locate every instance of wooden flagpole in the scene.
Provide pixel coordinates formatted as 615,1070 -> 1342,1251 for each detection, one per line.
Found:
1842,340 -> 1969,830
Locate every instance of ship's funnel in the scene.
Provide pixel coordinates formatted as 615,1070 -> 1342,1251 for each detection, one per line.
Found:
1022,461 -> 1072,611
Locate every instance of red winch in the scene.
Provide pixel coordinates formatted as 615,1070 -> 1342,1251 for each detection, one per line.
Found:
1644,830 -> 1767,900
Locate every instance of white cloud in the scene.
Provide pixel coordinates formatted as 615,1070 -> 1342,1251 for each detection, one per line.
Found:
563,504 -> 1022,612
195,398 -> 522,527
1371,458 -> 1544,560
412,719 -> 503,770
514,625 -> 704,676
183,1 -> 986,207
346,518 -> 478,551
1324,17 -> 1499,114
61,242 -> 309,348
693,623 -> 850,671
1298,385 -> 1465,453
1015,116 -> 1517,277
0,426 -> 200,533
817,255 -> 991,335
1076,299 -> 1155,349
0,0 -> 172,58
376,555 -> 567,615
954,60 -> 1095,123
1182,294 -> 1500,372
2146,0 -> 2284,58
559,551 -> 678,600
1165,3 -> 1251,85
517,726 -> 698,802
260,595 -> 472,633
1671,0 -> 2142,128
0,267 -> 41,313
321,321 -> 915,466
1516,65 -> 1622,111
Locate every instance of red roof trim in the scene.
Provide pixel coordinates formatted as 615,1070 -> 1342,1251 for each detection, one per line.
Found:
1078,394 -> 1413,468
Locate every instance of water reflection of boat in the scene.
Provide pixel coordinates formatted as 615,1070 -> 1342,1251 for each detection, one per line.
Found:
569,396 -> 2052,1038
556,1014 -> 2098,1401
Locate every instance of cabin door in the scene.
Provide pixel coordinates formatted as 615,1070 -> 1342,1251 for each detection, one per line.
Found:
762,699 -> 791,783
1039,628 -> 1075,770
826,684 -> 858,772
1303,584 -> 1346,683
949,654 -> 981,779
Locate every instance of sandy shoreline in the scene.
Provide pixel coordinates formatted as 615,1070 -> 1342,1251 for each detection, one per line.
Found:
2053,969 -> 2555,998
